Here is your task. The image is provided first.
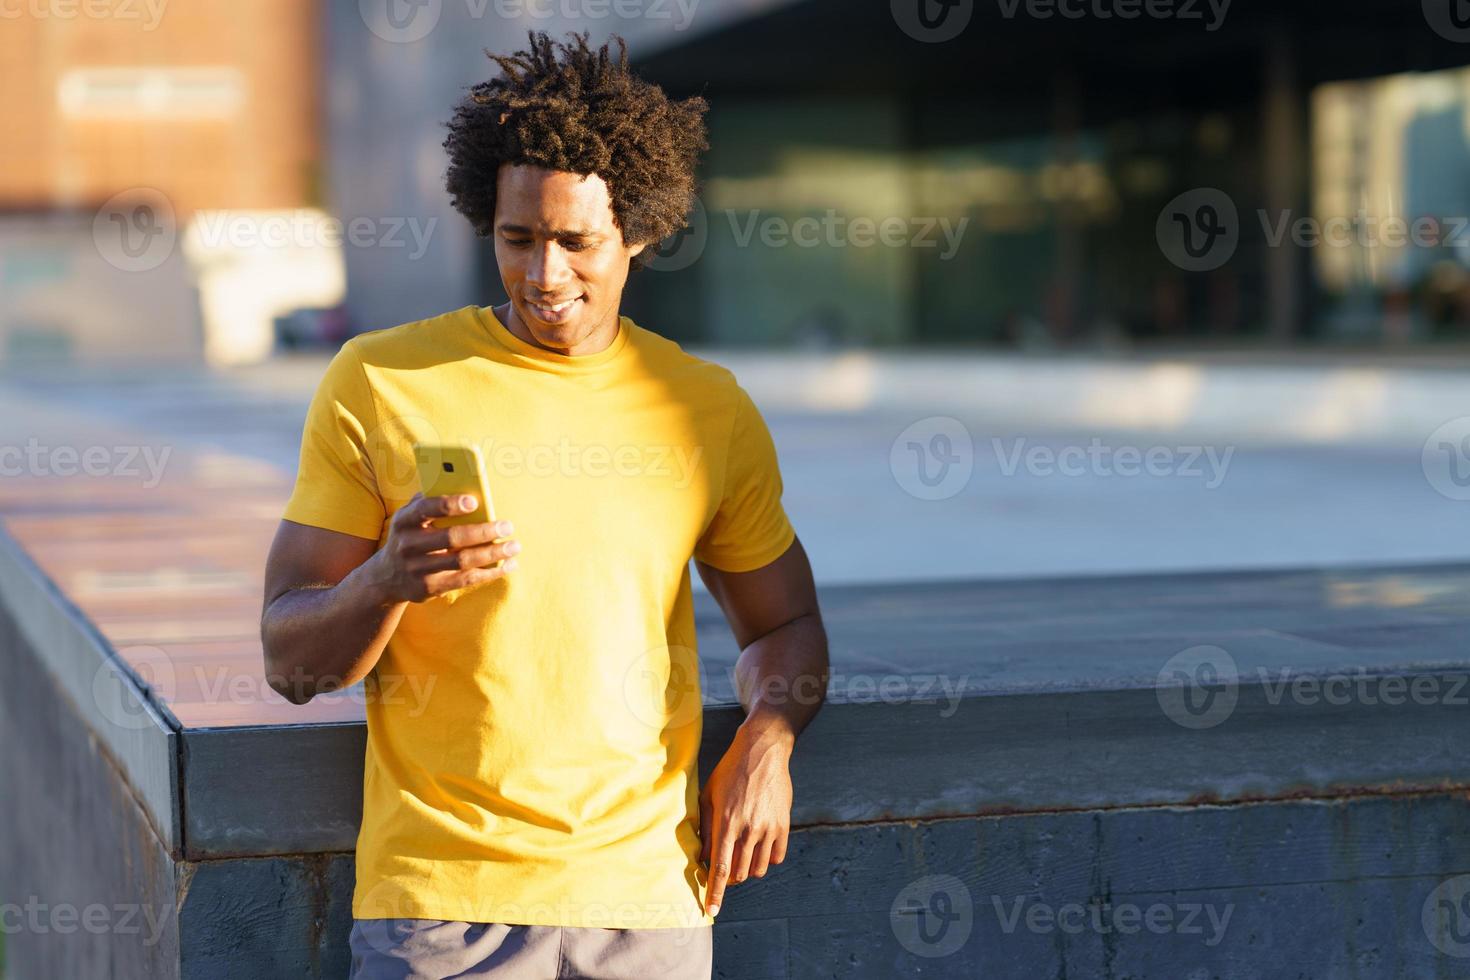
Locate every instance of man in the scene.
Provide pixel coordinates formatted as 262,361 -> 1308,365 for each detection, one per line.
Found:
260,30 -> 829,979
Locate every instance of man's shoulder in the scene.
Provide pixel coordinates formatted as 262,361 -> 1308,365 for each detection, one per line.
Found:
626,319 -> 740,393
343,306 -> 480,367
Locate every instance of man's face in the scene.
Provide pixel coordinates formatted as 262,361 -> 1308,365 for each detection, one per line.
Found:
492,164 -> 646,354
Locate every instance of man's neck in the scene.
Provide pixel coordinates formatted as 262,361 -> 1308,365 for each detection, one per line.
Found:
494,302 -> 619,357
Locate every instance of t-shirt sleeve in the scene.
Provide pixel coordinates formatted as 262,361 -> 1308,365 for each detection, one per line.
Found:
280,341 -> 386,541
693,385 -> 797,573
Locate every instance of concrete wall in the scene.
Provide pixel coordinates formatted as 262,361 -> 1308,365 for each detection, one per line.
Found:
0,598 -> 180,980
7,521 -> 1470,976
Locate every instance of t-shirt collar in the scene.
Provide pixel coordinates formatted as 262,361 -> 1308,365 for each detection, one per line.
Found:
474,304 -> 630,373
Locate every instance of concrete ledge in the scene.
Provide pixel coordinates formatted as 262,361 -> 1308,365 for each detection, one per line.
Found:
8,550 -> 1470,976
0,523 -> 180,852
698,348 -> 1470,447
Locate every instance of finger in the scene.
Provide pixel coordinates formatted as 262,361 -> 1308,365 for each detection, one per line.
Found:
770,828 -> 789,867
402,492 -> 479,527
728,827 -> 756,886
415,539 -> 520,574
706,831 -> 734,916
424,559 -> 517,596
416,519 -> 515,555
699,793 -> 713,866
390,492 -> 424,528
749,835 -> 774,880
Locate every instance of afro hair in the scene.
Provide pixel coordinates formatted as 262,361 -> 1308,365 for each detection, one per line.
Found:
443,30 -> 709,270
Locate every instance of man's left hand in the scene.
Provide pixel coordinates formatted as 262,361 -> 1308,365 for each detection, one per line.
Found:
698,716 -> 794,916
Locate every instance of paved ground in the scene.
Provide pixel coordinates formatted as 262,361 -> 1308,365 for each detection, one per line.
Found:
2,355 -> 1466,587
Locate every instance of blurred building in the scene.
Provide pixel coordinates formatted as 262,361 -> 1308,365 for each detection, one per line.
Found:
0,1 -> 317,217
0,0 -> 325,365
6,0 -> 1470,361
322,0 -> 1470,351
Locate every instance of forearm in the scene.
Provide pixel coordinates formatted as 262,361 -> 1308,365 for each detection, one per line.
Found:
261,551 -> 408,703
731,613 -> 830,748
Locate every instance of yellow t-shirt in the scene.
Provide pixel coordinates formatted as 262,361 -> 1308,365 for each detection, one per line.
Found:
282,305 -> 795,929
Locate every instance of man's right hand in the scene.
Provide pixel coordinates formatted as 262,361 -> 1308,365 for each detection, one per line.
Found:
367,492 -> 520,604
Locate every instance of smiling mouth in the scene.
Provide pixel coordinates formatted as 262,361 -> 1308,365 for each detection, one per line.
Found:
526,296 -> 581,320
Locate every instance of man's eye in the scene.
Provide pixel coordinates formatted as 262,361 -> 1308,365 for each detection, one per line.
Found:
503,238 -> 531,248
562,241 -> 591,252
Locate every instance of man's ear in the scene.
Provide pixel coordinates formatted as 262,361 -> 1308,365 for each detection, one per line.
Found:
627,241 -> 648,259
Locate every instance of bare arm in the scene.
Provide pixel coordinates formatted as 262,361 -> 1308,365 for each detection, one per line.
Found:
694,535 -> 829,915
260,493 -> 520,704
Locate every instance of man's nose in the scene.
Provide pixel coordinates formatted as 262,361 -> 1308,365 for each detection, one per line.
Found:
526,242 -> 572,289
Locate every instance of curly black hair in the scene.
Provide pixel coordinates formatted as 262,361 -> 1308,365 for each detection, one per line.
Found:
443,30 -> 709,270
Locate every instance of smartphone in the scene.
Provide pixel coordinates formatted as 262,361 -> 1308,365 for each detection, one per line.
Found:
412,443 -> 496,528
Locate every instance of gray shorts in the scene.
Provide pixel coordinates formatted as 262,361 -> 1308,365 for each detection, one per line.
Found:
347,917 -> 713,979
